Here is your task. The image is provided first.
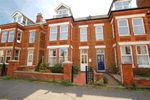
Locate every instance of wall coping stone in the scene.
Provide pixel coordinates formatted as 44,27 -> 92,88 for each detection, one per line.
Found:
8,60 -> 19,62
119,62 -> 133,64
13,71 -> 64,75
63,61 -> 73,64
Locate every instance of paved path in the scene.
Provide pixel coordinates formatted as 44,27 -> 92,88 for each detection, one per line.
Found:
73,72 -> 86,84
0,80 -> 150,100
103,73 -> 121,87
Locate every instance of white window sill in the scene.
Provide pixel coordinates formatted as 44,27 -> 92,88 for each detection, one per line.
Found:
1,42 -> 6,43
59,39 -> 68,40
96,40 -> 104,41
17,40 -> 21,43
29,42 -> 34,43
119,35 -> 131,36
134,34 -> 147,36
138,65 -> 150,68
80,41 -> 87,42
49,40 -> 57,41
5,63 -> 9,65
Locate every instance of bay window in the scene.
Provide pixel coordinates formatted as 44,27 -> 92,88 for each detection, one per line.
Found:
49,49 -> 57,67
132,18 -> 145,35
5,49 -> 11,64
121,46 -> 132,63
17,31 -> 22,43
118,19 -> 130,36
14,50 -> 20,61
59,48 -> 68,65
136,45 -> 149,66
50,27 -> 57,41
80,28 -> 87,41
0,49 -> 4,64
60,26 -> 68,40
96,27 -> 103,41
8,31 -> 14,42
1,31 -> 7,43
29,32 -> 35,43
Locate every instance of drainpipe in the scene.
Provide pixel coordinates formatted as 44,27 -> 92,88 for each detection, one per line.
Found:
119,62 -> 124,84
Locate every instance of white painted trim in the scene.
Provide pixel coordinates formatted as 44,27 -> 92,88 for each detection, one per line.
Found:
94,23 -> 104,27
118,41 -> 150,45
47,45 -> 70,49
71,23 -> 73,28
79,46 -> 89,49
49,22 -> 69,27
27,47 -> 34,50
29,30 -> 36,32
79,25 -> 88,28
113,43 -> 116,47
15,47 -> 21,50
54,3 -> 70,12
116,14 -> 145,19
111,19 -> 114,24
18,28 -> 23,32
2,28 -> 15,32
0,47 -> 13,49
71,46 -> 73,49
95,45 -> 106,48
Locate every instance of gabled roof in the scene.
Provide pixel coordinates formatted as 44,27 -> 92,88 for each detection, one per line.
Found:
54,3 -> 70,12
11,10 -> 35,24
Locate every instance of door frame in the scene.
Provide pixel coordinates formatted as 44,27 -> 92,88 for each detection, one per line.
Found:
97,54 -> 106,72
27,50 -> 33,66
80,51 -> 88,72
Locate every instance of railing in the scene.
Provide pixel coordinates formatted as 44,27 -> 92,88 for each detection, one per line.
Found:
86,66 -> 94,84
53,14 -> 68,18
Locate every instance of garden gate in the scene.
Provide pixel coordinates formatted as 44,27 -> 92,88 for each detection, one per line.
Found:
86,66 -> 94,84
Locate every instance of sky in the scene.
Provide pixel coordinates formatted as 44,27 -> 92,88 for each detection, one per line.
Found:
0,0 -> 137,25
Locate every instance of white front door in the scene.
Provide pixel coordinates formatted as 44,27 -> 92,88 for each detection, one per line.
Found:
27,50 -> 33,66
81,54 -> 88,71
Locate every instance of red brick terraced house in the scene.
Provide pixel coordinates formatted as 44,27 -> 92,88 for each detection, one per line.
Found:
0,0 -> 150,72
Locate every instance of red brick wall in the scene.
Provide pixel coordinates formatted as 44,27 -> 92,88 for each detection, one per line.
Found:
0,67 -> 2,74
135,80 -> 150,86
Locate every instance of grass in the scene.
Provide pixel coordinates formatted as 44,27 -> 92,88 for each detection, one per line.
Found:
2,77 -> 10,80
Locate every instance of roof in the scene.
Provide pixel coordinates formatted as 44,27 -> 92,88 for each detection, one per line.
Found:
54,3 -> 70,12
74,15 -> 108,21
11,10 -> 35,24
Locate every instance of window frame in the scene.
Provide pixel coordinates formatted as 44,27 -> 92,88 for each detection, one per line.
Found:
8,30 -> 15,42
118,19 -> 130,36
14,49 -> 20,61
57,9 -> 68,15
136,45 -> 150,67
95,26 -> 104,41
0,49 -> 4,64
17,31 -> 22,43
60,25 -> 68,40
59,48 -> 68,65
114,1 -> 130,10
112,24 -> 115,38
120,45 -> 133,63
49,26 -> 57,41
1,31 -> 8,43
48,49 -> 57,67
5,49 -> 12,64
29,31 -> 35,43
132,18 -> 146,35
114,48 -> 118,67
80,27 -> 87,42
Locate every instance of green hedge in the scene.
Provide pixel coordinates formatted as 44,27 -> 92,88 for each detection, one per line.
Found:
0,64 -> 3,67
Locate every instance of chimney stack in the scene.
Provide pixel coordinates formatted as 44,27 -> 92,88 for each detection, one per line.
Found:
36,13 -> 43,23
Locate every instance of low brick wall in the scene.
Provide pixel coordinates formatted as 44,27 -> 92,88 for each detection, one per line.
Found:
135,80 -> 150,87
93,70 -> 103,84
12,71 -> 64,82
17,66 -> 36,71
0,67 -> 2,74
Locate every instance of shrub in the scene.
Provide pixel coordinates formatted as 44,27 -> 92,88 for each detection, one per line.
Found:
0,64 -> 3,67
38,62 -> 49,71
52,63 -> 63,73
133,68 -> 150,77
88,80 -> 93,85
29,79 -> 37,82
133,81 -> 139,90
103,76 -> 108,84
52,79 -> 57,83
73,65 -> 79,72
60,81 -> 74,86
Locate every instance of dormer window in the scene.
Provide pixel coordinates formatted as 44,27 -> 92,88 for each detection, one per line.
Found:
57,9 -> 68,15
114,1 -> 130,10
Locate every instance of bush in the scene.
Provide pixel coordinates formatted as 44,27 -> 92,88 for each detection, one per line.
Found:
52,63 -> 63,73
52,79 -> 57,83
38,62 -> 49,71
103,76 -> 108,84
133,68 -> 150,77
73,65 -> 79,73
133,81 -> 139,90
88,80 -> 93,85
60,81 -> 74,86
0,64 -> 3,67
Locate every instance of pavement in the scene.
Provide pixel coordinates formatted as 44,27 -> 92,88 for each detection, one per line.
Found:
0,80 -> 150,100
73,72 -> 86,84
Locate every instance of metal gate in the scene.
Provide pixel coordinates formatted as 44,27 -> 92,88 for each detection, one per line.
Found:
1,64 -> 7,76
86,66 -> 94,84
71,66 -> 74,83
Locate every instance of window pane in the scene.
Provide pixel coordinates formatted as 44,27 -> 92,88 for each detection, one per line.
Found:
0,50 -> 3,56
61,26 -> 67,32
50,34 -> 57,40
85,55 -> 87,63
60,48 -> 67,57
121,46 -> 131,54
60,32 -> 68,40
49,57 -> 56,66
124,6 -> 129,9
80,28 -> 87,34
30,32 -> 35,37
133,19 -> 143,26
14,17 -> 17,22
28,55 -> 33,62
81,35 -> 87,41
116,7 -> 123,10
122,56 -> 132,62
6,50 -> 11,56
118,20 -> 128,26
63,10 -> 68,14
49,49 -> 56,56
18,16 -> 22,23
2,38 -> 6,42
51,27 -> 57,33
28,50 -> 33,54
3,31 -> 7,36
96,34 -> 103,40
59,57 -> 68,65
6,57 -> 10,63
115,2 -> 122,6
133,26 -> 145,34
137,56 -> 149,65
15,57 -> 19,60
96,27 -> 102,33
97,49 -> 104,54
15,50 -> 19,56
123,1 -> 130,5
81,49 -> 88,54
119,27 -> 129,35
0,57 -> 3,63
30,38 -> 34,43
137,46 -> 147,54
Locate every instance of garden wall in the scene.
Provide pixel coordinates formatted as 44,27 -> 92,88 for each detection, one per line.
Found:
93,69 -> 103,84
0,67 -> 2,74
135,80 -> 150,87
12,71 -> 64,82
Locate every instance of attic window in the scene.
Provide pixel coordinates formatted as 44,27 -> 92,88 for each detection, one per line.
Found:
57,9 -> 68,15
115,1 -> 130,10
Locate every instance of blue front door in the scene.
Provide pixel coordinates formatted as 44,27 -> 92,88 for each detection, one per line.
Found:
97,55 -> 105,71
